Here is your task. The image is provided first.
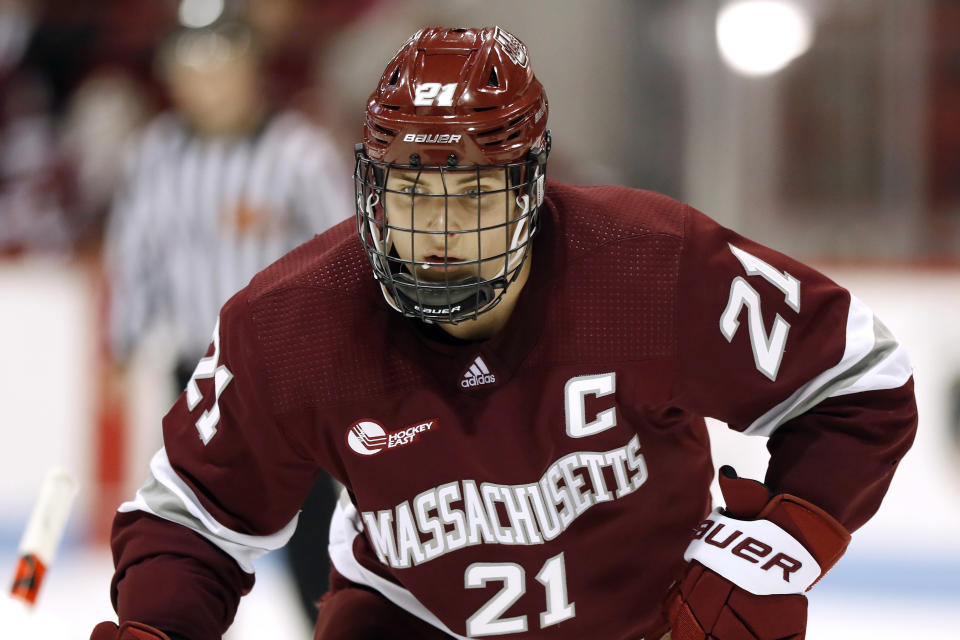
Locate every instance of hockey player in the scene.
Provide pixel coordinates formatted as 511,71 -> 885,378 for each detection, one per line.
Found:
91,27 -> 917,640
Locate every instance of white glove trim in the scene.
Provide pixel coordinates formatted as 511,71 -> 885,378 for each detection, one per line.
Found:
683,509 -> 821,595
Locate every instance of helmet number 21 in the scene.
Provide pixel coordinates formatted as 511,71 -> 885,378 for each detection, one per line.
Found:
413,82 -> 457,106
719,244 -> 801,382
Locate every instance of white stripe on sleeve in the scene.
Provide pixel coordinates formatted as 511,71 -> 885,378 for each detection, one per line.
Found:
743,295 -> 913,437
118,448 -> 299,573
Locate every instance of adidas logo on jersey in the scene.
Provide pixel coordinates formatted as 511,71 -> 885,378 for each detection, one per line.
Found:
461,356 -> 496,388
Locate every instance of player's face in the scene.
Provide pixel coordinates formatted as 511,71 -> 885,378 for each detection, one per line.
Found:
383,169 -> 524,283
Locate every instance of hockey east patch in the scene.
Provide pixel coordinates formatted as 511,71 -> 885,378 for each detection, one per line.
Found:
346,419 -> 438,456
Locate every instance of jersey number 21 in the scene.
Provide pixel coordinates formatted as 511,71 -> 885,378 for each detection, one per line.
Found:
719,244 -> 801,381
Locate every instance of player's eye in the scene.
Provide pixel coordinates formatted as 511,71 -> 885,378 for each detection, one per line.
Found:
461,184 -> 495,198
399,184 -> 425,195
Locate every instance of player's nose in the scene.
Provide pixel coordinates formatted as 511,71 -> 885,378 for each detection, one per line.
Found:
418,197 -> 464,233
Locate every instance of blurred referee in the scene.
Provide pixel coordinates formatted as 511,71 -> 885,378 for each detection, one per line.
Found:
104,21 -> 349,626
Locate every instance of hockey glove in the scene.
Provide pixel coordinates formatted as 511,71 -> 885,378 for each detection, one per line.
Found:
666,466 -> 850,640
90,621 -> 173,640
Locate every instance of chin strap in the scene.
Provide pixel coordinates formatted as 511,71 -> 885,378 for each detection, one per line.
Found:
491,193 -> 532,279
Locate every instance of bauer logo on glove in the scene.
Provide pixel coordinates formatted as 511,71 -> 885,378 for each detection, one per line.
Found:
685,510 -> 822,595
666,465 -> 852,640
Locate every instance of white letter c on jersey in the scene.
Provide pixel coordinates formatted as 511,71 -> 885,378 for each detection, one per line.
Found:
564,373 -> 617,438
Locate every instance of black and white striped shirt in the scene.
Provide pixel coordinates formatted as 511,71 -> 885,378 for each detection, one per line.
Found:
106,110 -> 351,362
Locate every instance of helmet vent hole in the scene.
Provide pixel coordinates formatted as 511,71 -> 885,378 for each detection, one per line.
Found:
473,106 -> 497,112
388,68 -> 400,85
381,104 -> 401,111
487,66 -> 500,88
374,124 -> 395,136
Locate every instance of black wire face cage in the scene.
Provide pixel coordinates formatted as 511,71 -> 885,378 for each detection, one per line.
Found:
355,143 -> 548,324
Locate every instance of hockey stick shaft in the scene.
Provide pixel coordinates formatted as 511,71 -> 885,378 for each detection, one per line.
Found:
9,467 -> 78,605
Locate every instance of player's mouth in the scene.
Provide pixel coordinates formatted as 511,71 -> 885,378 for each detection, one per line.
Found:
423,253 -> 462,263
418,254 -> 474,278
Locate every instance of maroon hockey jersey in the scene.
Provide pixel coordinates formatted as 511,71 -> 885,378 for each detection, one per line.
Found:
108,181 -> 917,640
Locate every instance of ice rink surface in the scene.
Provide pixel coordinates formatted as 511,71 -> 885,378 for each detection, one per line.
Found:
2,540 -> 959,639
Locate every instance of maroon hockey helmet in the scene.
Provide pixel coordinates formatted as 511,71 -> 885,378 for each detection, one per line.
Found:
355,26 -> 550,324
